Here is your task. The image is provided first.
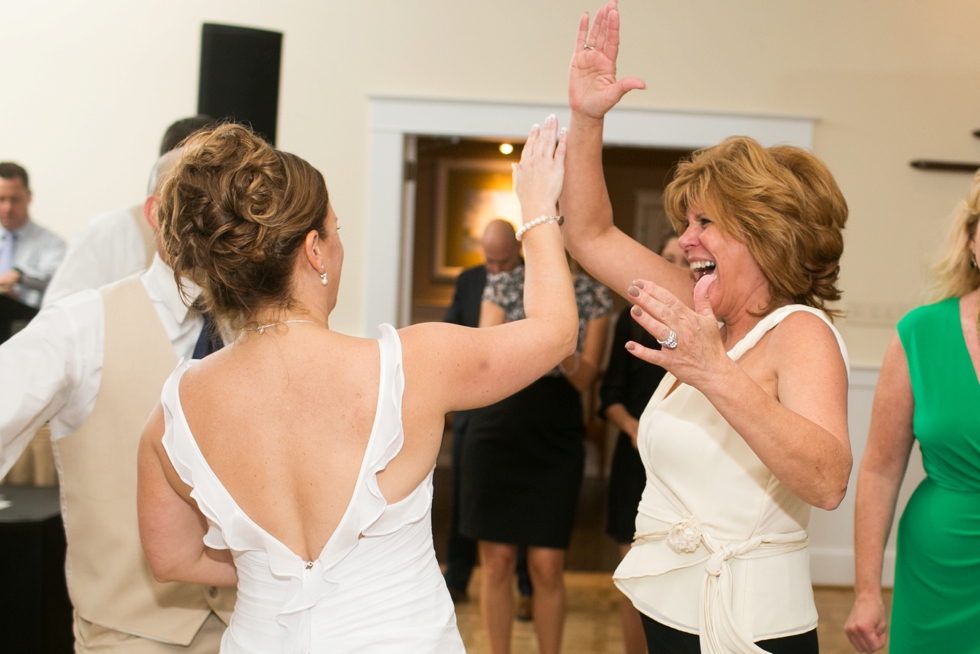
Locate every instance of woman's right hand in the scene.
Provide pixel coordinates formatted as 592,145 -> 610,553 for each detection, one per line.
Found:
844,593 -> 889,652
569,1 -> 646,119
513,115 -> 567,218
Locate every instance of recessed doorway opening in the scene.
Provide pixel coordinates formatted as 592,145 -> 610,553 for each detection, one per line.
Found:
407,136 -> 694,325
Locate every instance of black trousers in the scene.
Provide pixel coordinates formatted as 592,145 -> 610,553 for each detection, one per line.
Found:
640,615 -> 818,654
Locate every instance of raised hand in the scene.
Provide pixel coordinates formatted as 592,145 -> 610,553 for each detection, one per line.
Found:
569,1 -> 646,119
513,115 -> 567,220
844,594 -> 889,653
623,274 -> 731,389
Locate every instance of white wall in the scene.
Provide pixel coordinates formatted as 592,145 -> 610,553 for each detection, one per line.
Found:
3,0 -> 979,350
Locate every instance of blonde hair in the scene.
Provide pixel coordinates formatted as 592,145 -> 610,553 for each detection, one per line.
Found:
663,136 -> 847,317
928,169 -> 980,302
157,123 -> 329,330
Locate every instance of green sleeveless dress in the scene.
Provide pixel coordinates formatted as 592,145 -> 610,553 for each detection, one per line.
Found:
891,297 -> 980,652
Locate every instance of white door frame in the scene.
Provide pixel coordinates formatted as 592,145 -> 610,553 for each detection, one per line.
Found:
365,95 -> 817,330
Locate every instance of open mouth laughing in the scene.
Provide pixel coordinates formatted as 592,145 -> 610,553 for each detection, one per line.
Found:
690,260 -> 716,281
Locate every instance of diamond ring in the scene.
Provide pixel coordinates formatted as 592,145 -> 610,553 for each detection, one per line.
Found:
583,44 -> 595,50
657,330 -> 678,350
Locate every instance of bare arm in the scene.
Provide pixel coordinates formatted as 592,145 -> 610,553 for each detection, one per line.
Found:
137,403 -> 237,587
845,335 -> 915,653
478,286 -> 608,394
478,299 -> 504,329
559,3 -> 694,306
605,405 -> 639,448
626,277 -> 851,510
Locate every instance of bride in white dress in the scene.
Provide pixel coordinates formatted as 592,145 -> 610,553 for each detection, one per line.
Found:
136,117 -> 576,653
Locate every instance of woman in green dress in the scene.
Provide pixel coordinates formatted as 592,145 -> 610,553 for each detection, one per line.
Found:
845,170 -> 980,652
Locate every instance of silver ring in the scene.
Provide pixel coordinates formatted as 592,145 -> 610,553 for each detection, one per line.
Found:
657,329 -> 678,350
583,44 -> 595,50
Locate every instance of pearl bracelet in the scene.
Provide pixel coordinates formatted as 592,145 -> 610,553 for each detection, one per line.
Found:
515,214 -> 564,241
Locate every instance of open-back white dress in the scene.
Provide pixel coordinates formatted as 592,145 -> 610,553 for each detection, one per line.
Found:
159,324 -> 465,653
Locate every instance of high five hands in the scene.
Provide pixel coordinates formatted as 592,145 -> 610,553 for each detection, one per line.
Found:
625,275 -> 734,390
569,1 -> 646,119
513,115 -> 567,216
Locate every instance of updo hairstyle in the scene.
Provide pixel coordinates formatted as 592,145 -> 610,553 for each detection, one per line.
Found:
663,136 -> 848,316
158,123 -> 329,331
929,168 -> 980,302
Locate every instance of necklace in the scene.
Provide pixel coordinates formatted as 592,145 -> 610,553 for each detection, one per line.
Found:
244,319 -> 322,335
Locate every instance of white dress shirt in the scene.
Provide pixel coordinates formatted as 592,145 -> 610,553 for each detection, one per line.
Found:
1,219 -> 67,309
0,254 -> 202,477
43,205 -> 147,307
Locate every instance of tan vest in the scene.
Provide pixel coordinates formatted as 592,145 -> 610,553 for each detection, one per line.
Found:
52,275 -> 235,645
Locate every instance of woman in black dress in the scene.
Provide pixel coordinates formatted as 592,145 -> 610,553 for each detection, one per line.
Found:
460,267 -> 612,654
600,236 -> 688,654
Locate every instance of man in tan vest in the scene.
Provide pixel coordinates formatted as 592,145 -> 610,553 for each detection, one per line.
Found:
0,149 -> 234,652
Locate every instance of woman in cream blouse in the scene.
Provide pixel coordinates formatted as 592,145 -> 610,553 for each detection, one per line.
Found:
558,4 -> 851,653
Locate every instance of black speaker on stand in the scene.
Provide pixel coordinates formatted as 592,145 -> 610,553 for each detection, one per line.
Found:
198,24 -> 283,145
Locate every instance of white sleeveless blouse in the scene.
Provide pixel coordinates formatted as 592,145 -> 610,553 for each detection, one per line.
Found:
614,305 -> 848,653
160,324 -> 465,654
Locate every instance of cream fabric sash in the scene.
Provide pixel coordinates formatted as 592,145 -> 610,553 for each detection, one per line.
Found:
633,458 -> 809,653
633,522 -> 808,653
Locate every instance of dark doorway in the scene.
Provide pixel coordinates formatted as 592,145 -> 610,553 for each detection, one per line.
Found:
409,137 -> 692,324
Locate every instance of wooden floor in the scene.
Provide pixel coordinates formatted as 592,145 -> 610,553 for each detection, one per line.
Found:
452,570 -> 893,654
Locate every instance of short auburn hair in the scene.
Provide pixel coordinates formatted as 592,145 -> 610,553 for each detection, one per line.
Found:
664,136 -> 847,316
157,123 -> 329,330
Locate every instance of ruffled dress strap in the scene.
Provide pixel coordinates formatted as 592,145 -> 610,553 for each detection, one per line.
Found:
160,359 -> 231,553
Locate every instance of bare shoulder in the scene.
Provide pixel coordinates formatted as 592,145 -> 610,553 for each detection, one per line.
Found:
769,310 -> 844,362
333,331 -> 384,355
397,322 -> 468,359
765,310 -> 848,397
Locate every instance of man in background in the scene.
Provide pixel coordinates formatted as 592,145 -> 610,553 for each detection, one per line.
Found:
5,116 -> 216,487
0,162 -> 66,309
442,219 -> 533,616
0,149 -> 233,652
43,115 -> 213,306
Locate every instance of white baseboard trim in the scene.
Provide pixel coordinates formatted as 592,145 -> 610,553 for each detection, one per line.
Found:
810,546 -> 895,587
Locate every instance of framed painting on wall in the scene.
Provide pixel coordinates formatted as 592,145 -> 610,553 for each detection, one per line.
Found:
433,158 -> 521,281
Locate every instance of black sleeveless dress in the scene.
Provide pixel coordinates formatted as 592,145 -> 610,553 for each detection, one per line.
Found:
459,269 -> 611,549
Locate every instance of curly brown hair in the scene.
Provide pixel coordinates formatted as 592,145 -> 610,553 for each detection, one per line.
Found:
157,123 -> 329,330
663,136 -> 848,317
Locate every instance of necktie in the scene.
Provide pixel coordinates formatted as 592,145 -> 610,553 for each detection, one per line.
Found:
0,232 -> 15,274
192,310 -> 225,359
